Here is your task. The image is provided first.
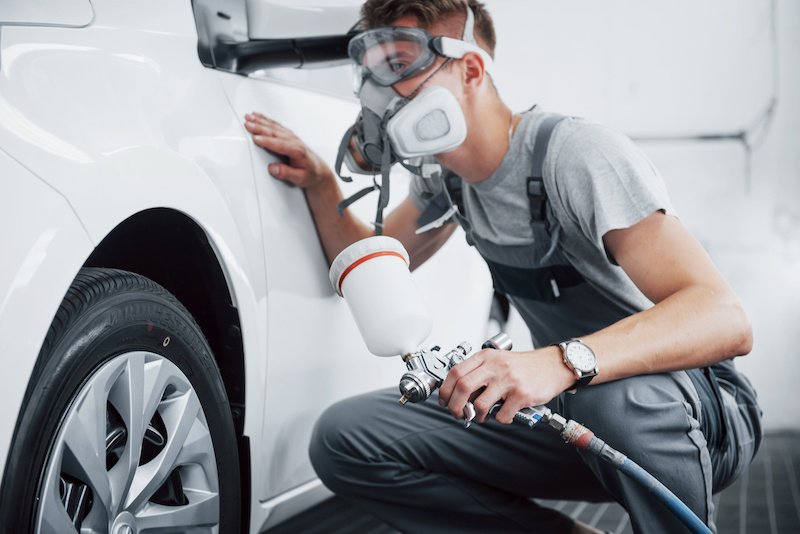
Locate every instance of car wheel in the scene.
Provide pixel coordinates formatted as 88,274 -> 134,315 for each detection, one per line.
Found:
0,268 -> 241,533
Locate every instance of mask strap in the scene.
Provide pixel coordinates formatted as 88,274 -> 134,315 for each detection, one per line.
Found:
336,181 -> 378,217
335,127 -> 394,235
399,160 -> 441,179
372,132 -> 394,235
462,4 -> 477,45
334,124 -> 356,183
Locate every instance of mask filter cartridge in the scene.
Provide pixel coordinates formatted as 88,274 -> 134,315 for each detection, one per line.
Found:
330,236 -> 433,357
386,85 -> 467,158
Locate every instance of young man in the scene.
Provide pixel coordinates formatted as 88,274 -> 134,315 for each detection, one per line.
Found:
244,1 -> 762,532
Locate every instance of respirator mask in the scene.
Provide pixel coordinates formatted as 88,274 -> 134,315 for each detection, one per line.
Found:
335,7 -> 495,234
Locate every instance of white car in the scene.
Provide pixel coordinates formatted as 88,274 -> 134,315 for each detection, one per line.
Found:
0,0 -> 491,532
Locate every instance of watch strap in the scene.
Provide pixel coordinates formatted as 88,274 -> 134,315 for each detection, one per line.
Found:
574,371 -> 596,387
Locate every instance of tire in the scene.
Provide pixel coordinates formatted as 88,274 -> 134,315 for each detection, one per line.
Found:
0,268 -> 241,533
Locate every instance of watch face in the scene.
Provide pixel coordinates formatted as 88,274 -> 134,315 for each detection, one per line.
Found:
567,342 -> 596,372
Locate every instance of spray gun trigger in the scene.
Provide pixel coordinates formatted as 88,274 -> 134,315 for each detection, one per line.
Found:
463,401 -> 477,428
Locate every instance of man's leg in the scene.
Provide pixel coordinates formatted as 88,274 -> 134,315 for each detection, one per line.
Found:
310,387 -> 612,534
562,371 -> 716,534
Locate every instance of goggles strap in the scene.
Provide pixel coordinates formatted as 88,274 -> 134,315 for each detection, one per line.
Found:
462,5 -> 477,45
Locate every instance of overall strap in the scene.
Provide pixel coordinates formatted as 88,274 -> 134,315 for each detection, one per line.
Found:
478,112 -> 586,303
527,113 -> 566,230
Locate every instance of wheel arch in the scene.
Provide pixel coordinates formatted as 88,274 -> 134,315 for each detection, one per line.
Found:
83,207 -> 252,527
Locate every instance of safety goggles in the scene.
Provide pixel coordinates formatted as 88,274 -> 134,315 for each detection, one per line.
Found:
348,8 -> 494,87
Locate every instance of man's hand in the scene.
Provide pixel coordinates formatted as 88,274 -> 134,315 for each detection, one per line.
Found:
244,112 -> 334,190
243,112 -> 455,272
437,346 -> 576,425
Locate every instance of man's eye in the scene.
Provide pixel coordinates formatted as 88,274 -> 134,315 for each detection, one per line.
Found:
388,61 -> 408,73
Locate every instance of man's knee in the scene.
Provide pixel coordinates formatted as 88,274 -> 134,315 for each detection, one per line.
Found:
310,388 -> 411,495
309,394 -> 370,494
562,373 -> 696,459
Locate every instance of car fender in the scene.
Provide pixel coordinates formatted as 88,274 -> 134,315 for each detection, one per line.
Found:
0,149 -> 94,483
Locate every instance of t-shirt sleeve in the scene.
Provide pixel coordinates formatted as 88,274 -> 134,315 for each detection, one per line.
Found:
552,122 -> 676,248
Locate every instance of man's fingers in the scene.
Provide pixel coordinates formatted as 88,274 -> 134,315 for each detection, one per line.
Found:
471,385 -> 504,423
245,120 -> 295,143
493,394 -> 527,425
245,112 -> 281,128
247,111 -> 274,123
438,353 -> 483,407
446,366 -> 492,419
268,162 -> 307,183
252,135 -> 309,162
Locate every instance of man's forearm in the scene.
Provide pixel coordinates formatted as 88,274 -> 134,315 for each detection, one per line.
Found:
303,168 -> 374,265
582,284 -> 752,384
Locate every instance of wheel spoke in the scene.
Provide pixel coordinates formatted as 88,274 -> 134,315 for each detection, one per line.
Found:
125,387 -> 202,510
36,447 -> 79,534
175,418 -> 219,493
61,383 -> 113,512
136,490 -> 219,531
107,353 -> 147,513
37,486 -> 81,534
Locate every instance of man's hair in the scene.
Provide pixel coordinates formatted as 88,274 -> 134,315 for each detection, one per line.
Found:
358,0 -> 497,59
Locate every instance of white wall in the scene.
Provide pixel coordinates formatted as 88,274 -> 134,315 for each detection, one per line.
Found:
485,0 -> 800,430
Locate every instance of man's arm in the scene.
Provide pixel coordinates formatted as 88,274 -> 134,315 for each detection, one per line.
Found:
438,210 -> 752,425
244,112 -> 455,268
585,210 -> 752,380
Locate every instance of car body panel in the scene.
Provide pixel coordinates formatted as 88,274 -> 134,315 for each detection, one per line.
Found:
246,0 -> 363,40
0,150 -> 94,480
0,0 -> 93,28
220,68 -> 402,500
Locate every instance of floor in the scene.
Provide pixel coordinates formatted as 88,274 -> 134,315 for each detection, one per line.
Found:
266,431 -> 800,533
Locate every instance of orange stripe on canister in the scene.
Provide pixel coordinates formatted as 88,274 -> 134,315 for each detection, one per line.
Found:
337,251 -> 408,295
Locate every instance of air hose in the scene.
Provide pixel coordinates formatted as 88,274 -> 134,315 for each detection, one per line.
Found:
560,419 -> 713,534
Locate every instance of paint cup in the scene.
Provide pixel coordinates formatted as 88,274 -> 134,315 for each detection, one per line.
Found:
329,236 -> 432,357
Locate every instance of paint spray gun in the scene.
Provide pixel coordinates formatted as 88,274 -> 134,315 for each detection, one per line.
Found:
396,333 -> 567,432
328,236 -> 565,432
329,236 -> 713,534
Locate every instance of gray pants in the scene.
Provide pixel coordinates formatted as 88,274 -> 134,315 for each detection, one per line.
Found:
309,371 -> 760,533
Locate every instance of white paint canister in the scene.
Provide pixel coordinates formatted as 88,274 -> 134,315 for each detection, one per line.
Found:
329,236 -> 432,357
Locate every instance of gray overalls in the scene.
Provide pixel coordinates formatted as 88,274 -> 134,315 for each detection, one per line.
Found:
309,114 -> 762,534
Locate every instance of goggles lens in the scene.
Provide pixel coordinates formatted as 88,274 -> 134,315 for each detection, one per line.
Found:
348,26 -> 438,87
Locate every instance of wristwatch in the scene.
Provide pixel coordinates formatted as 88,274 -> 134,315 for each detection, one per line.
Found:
553,339 -> 598,388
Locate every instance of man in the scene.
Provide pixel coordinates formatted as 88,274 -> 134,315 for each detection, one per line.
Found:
244,1 -> 762,532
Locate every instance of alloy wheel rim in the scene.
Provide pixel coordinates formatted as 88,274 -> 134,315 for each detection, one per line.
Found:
36,351 -> 220,533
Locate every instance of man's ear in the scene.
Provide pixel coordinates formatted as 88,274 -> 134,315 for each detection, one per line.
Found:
461,51 -> 488,89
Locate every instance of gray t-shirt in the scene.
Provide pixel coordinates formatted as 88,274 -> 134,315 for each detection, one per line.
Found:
410,108 -> 676,341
